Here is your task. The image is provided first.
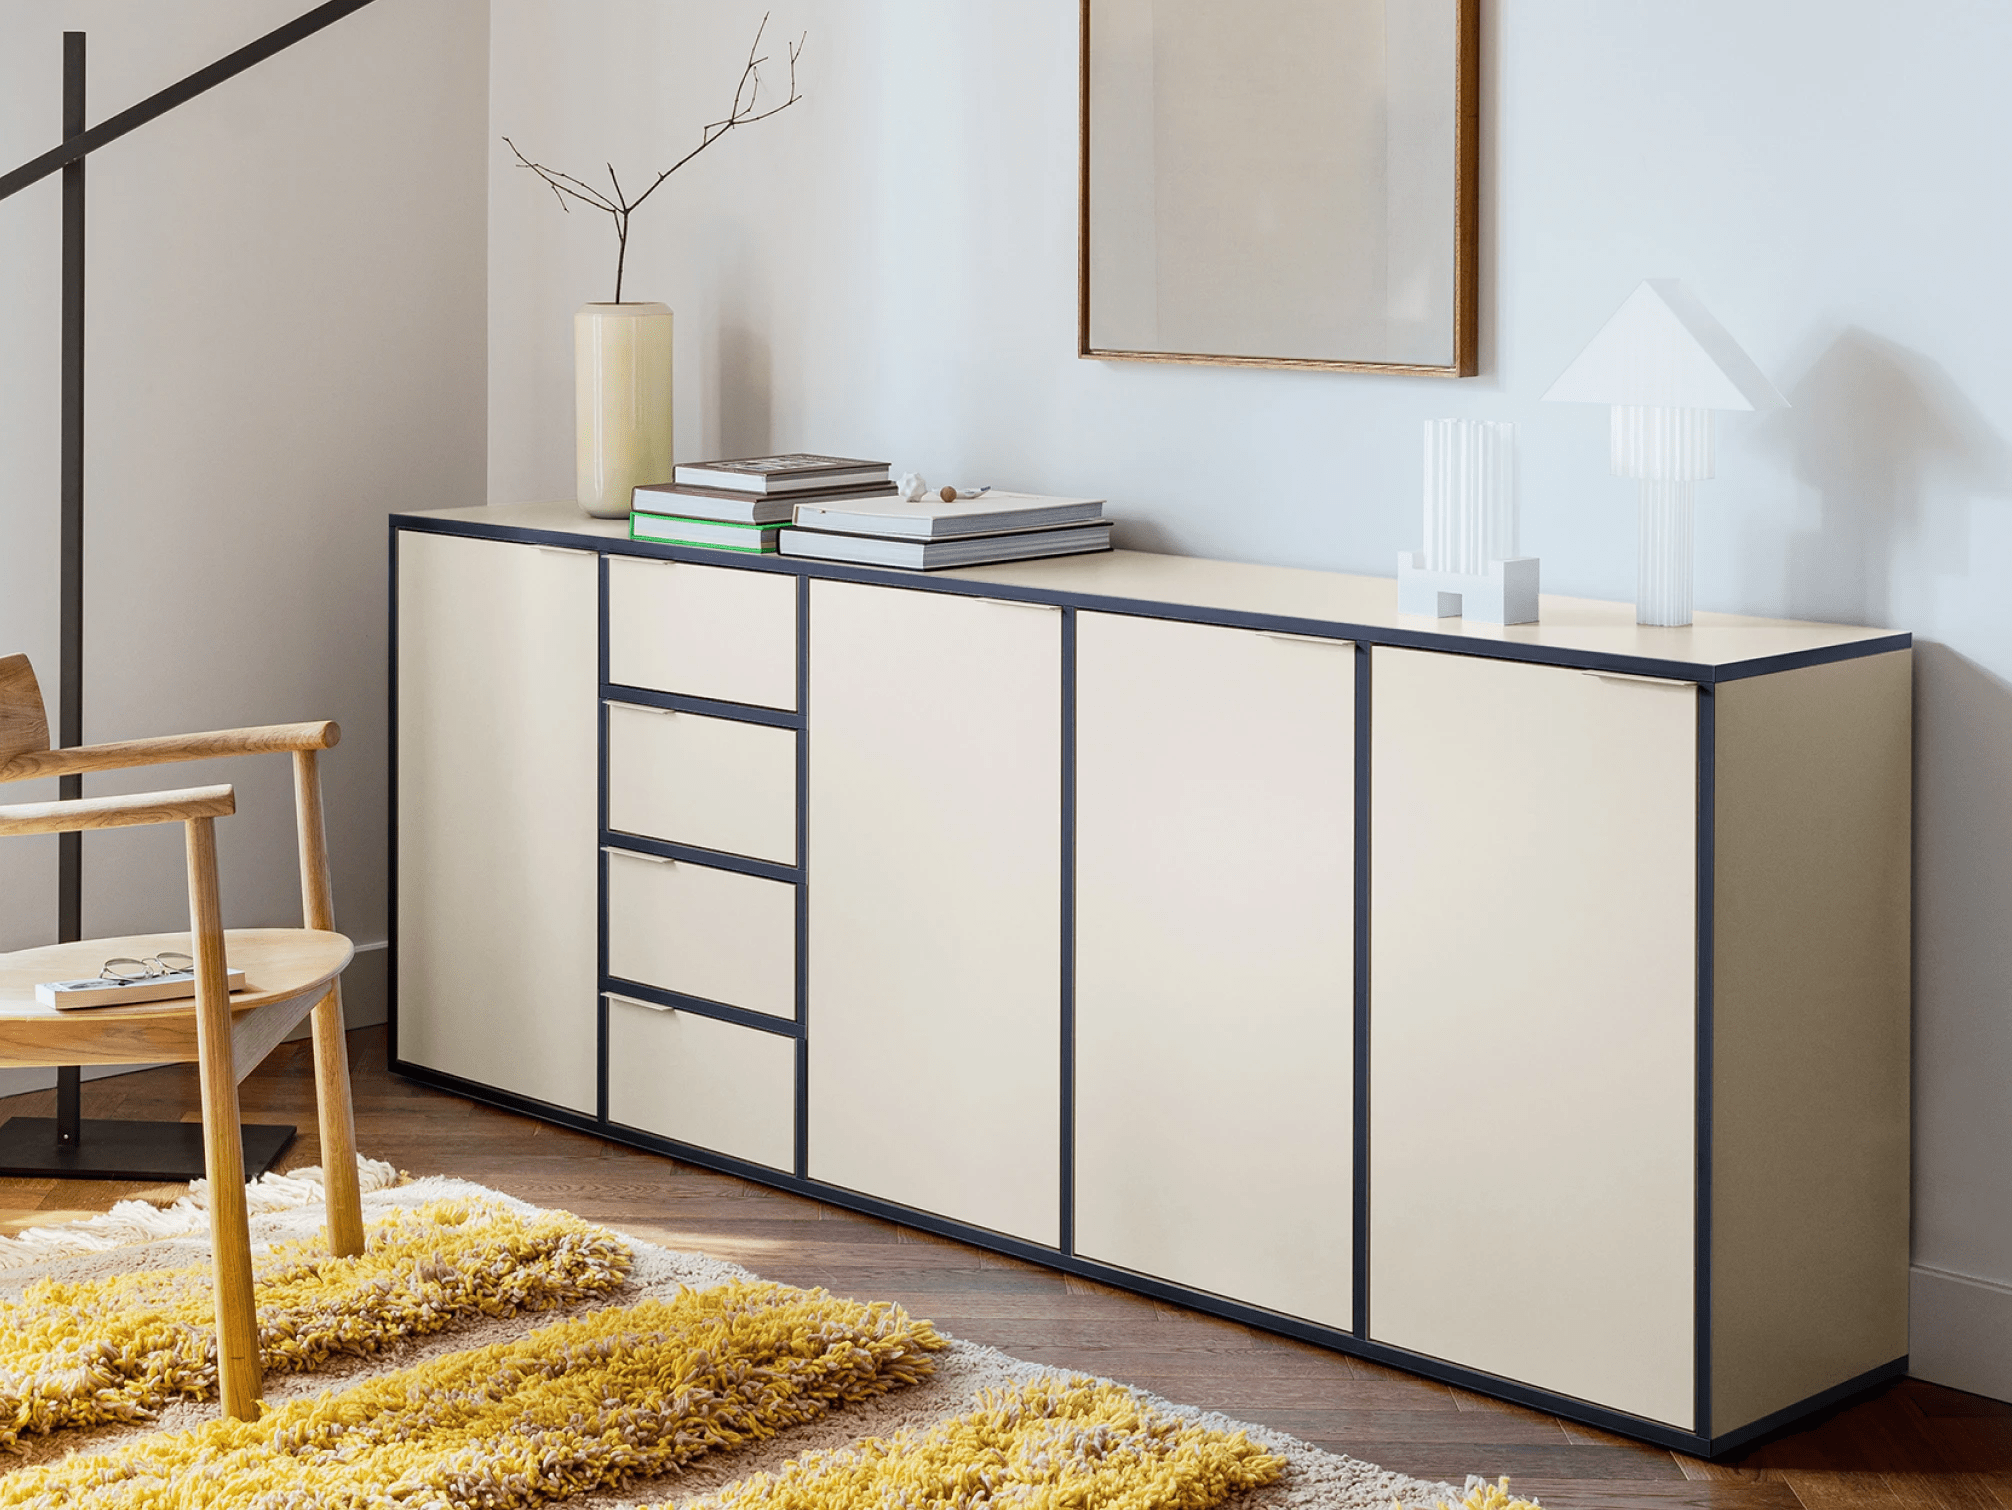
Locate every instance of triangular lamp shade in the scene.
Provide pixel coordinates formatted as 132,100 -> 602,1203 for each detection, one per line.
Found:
1544,280 -> 1787,411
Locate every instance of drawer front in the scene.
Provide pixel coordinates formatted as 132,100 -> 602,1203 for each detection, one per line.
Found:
606,999 -> 796,1171
606,702 -> 797,864
607,555 -> 798,710
605,849 -> 796,1019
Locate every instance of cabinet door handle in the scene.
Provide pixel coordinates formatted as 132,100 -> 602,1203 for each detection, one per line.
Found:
603,846 -> 675,865
1258,630 -> 1355,649
606,701 -> 675,715
1582,669 -> 1695,689
983,597 -> 1061,612
605,992 -> 675,1013
536,544 -> 595,557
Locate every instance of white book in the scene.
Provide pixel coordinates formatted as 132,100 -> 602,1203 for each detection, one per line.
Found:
778,520 -> 1114,571
37,966 -> 248,1010
792,491 -> 1105,540
631,480 -> 896,525
672,454 -> 890,495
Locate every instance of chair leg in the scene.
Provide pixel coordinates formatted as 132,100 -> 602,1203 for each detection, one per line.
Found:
309,983 -> 365,1257
185,815 -> 262,1421
293,749 -> 364,1258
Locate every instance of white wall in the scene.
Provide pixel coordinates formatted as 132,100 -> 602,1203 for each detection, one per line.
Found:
490,0 -> 2012,1400
0,0 -> 489,1086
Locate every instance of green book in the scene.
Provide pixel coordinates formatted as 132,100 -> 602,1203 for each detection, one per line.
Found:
629,512 -> 786,553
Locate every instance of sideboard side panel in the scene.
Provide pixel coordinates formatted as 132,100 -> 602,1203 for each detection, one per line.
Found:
1711,649 -> 1912,1437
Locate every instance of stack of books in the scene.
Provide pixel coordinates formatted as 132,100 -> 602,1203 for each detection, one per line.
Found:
778,491 -> 1112,570
630,454 -> 894,552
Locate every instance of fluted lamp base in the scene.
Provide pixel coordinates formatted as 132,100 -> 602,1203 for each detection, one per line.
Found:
1635,482 -> 1696,627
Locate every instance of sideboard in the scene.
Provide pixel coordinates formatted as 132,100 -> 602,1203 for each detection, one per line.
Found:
388,499 -> 1912,1457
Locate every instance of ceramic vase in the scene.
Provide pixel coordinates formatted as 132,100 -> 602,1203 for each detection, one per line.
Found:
574,302 -> 672,519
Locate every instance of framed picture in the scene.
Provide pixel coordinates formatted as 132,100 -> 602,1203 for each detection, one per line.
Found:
1078,0 -> 1479,377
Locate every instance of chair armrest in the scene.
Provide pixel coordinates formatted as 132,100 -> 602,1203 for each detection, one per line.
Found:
0,784 -> 235,837
0,721 -> 338,784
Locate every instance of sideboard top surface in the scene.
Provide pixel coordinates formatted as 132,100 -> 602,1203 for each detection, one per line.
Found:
394,501 -> 1909,678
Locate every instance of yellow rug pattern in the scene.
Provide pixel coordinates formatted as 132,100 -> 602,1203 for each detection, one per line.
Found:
0,1278 -> 944,1509
0,1196 -> 629,1449
674,1373 -> 1287,1510
1410,1475 -> 1547,1510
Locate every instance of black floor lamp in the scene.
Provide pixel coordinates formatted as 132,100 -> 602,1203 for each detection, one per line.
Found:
0,0 -> 380,1179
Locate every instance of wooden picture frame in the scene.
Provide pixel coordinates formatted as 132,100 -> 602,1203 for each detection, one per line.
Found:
1077,0 -> 1478,377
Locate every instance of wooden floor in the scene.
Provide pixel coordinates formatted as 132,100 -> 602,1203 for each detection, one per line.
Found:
0,1025 -> 1999,1510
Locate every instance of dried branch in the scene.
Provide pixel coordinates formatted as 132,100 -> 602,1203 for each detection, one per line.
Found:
503,14 -> 806,302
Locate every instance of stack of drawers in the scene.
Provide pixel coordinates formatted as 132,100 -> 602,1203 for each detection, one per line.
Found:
601,557 -> 802,1173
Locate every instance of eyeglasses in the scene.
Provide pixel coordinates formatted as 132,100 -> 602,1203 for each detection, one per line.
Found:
99,952 -> 195,984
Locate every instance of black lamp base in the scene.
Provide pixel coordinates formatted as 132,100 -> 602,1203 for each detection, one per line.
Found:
0,1117 -> 295,1181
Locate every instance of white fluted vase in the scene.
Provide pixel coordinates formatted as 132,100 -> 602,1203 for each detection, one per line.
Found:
575,302 -> 673,519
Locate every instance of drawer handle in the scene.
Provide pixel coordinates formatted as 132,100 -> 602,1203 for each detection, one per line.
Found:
983,598 -> 1061,612
604,846 -> 675,865
1258,631 -> 1355,649
606,992 -> 675,1013
607,702 -> 676,716
1582,670 -> 1694,689
536,544 -> 595,557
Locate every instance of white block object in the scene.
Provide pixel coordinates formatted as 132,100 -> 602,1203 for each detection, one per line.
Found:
1397,552 -> 1540,626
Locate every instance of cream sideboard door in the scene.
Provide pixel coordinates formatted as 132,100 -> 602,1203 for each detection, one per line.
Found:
1075,614 -> 1356,1328
396,532 -> 599,1113
1369,648 -> 1698,1428
807,581 -> 1062,1246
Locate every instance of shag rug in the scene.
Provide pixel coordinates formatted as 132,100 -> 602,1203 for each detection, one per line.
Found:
0,1163 -> 1531,1510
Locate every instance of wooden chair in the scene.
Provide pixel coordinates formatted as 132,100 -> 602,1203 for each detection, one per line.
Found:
0,653 -> 364,1420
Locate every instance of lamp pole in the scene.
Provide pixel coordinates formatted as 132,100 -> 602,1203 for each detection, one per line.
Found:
54,33 -> 86,1146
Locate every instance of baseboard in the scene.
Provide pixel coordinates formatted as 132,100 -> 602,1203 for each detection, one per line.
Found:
0,1061 -> 149,1098
1910,1263 -> 2012,1403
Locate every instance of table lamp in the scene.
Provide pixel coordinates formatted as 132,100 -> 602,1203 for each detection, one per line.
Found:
1544,280 -> 1787,626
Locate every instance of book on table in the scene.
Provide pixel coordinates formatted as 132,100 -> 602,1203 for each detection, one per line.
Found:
791,491 -> 1105,538
631,478 -> 896,526
672,453 -> 890,495
630,513 -> 788,553
37,966 -> 248,1010
778,519 -> 1114,571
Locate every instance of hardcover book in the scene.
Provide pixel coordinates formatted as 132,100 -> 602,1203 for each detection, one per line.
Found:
672,454 -> 891,495
630,513 -> 788,553
37,966 -> 248,1011
790,491 -> 1105,540
777,520 -> 1114,571
632,479 -> 895,526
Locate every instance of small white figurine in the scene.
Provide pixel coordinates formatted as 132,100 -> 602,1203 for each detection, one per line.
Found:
896,472 -> 929,502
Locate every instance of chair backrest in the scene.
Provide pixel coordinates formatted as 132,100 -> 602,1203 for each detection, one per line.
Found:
0,656 -> 49,766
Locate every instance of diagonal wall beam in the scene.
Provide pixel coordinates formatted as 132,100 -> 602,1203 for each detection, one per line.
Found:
0,0 -> 380,204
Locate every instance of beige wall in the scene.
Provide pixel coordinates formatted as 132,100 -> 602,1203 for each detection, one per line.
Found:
0,0 -> 489,1088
